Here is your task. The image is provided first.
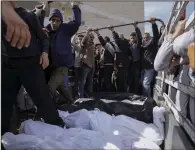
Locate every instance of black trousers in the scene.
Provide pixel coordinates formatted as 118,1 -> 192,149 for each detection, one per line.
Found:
1,56 -> 63,135
117,67 -> 128,92
99,68 -> 104,91
128,61 -> 141,94
74,67 -> 81,96
104,65 -> 114,92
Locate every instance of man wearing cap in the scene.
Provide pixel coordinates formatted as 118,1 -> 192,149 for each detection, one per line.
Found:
43,2 -> 81,104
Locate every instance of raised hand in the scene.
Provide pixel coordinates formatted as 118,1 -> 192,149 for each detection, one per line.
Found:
150,17 -> 156,23
70,1 -> 80,7
108,25 -> 114,31
87,28 -> 93,33
133,21 -> 138,27
93,28 -> 99,34
2,1 -> 31,49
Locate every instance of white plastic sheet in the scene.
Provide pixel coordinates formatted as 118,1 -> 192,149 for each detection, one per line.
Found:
3,124 -> 160,150
173,29 -> 195,57
62,106 -> 165,146
2,107 -> 165,150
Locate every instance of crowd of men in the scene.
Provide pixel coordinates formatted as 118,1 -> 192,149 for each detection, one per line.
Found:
3,2 -> 195,148
71,18 -> 161,99
1,1 -> 162,138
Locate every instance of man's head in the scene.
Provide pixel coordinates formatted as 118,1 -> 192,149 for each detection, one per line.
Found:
95,43 -> 102,53
130,32 -> 137,43
143,33 -> 151,42
120,34 -> 124,40
104,36 -> 110,42
89,33 -> 94,42
49,9 -> 63,31
77,34 -> 84,43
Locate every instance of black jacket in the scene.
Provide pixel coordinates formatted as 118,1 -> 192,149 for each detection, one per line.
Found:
129,27 -> 142,62
98,35 -> 115,65
2,7 -> 49,58
34,9 -> 46,28
112,31 -> 132,67
141,23 -> 160,69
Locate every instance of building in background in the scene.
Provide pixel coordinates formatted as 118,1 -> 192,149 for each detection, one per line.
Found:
46,2 -> 145,43
17,1 -> 145,43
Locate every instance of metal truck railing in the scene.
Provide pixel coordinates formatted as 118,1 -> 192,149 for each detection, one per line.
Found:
153,1 -> 195,145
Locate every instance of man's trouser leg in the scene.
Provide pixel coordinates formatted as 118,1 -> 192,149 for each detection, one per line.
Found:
99,68 -> 104,91
141,69 -> 154,97
2,62 -> 21,135
20,57 -> 64,126
2,56 -> 64,135
48,67 -> 72,102
103,65 -> 114,92
133,61 -> 141,94
86,67 -> 95,94
79,63 -> 91,98
128,64 -> 134,93
117,67 -> 128,92
74,67 -> 81,97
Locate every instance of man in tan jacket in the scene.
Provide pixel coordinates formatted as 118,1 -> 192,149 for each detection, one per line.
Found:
79,28 -> 95,98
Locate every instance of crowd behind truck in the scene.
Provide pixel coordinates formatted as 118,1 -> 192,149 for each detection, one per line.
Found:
1,2 -> 195,149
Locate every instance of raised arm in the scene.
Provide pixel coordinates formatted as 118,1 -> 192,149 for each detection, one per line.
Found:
66,2 -> 81,36
33,2 -> 49,27
93,29 -> 106,46
81,28 -> 92,47
150,18 -> 160,44
108,25 -> 121,47
133,22 -> 142,48
32,13 -> 49,53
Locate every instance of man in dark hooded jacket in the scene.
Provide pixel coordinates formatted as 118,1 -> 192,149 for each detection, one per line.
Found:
43,2 -> 81,103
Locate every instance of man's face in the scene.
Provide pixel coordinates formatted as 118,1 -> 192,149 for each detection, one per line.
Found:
120,34 -> 124,40
130,35 -> 137,43
143,33 -> 150,42
50,17 -> 61,31
89,34 -> 94,42
77,36 -> 83,43
96,45 -> 102,52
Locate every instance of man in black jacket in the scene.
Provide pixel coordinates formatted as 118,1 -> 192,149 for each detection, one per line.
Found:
1,2 -> 64,136
128,22 -> 142,94
140,18 -> 160,97
94,29 -> 119,92
108,26 -> 132,92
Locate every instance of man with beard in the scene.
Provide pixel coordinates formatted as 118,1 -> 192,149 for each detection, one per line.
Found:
140,18 -> 160,97
43,2 -> 81,103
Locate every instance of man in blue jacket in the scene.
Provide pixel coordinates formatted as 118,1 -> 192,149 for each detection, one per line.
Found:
44,2 -> 81,104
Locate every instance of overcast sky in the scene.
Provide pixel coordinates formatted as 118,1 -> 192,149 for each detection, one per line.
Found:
144,1 -> 194,35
